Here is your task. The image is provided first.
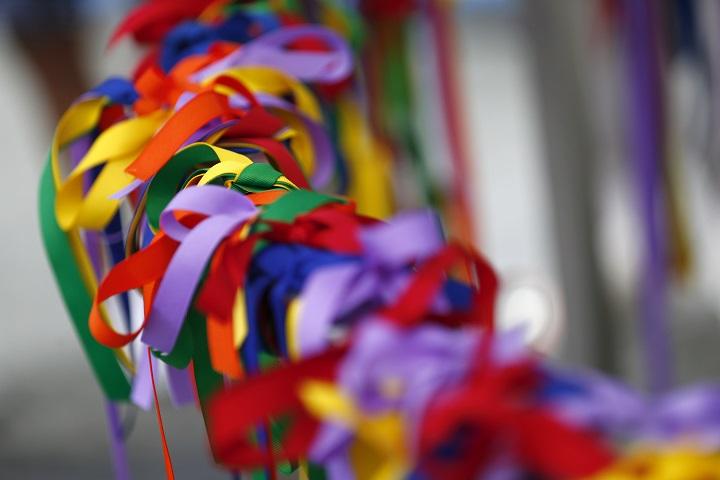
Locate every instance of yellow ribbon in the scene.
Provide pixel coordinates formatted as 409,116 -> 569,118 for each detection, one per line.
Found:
55,111 -> 167,230
300,381 -> 410,480
336,96 -> 394,219
50,97 -> 135,373
208,66 -> 322,121
590,447 -> 720,479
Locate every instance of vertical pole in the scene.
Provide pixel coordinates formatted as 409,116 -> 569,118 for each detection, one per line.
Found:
523,0 -> 618,373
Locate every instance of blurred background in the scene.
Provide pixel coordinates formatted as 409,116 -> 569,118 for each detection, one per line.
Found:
2,0 -> 720,478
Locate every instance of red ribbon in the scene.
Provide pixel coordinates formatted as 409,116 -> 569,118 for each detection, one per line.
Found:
418,361 -> 614,479
208,346 -> 348,468
109,0 -> 219,47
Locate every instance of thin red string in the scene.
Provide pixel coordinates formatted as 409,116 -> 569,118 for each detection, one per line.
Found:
148,347 -> 176,480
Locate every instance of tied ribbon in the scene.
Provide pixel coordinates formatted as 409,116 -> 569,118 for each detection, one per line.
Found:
55,111 -> 167,231
143,186 -> 257,353
380,242 -> 498,332
217,67 -> 335,188
418,361 -> 615,479
193,26 -> 354,85
196,200 -> 372,372
125,91 -> 231,181
301,325 -> 530,479
544,369 -> 720,448
209,346 -> 349,469
295,210 -> 446,358
197,198 -> 367,320
90,186 -> 257,354
109,0 -> 219,46
304,320 -> 485,479
126,77 -> 311,189
143,142 -> 295,232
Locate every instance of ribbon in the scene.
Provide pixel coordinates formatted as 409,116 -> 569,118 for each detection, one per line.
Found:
142,186 -> 257,353
40,157 -> 131,400
418,360 -> 614,479
622,0 -> 673,393
209,346 -> 348,469
295,210 -> 444,357
105,402 -> 131,480
55,111 -> 166,230
544,368 -> 720,448
109,0 -> 218,47
192,26 -> 354,85
305,320 -> 483,478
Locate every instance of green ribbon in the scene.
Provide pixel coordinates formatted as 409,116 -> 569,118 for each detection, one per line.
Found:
39,157 -> 131,400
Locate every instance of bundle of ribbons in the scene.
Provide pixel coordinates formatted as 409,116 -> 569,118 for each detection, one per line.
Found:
39,1 -> 720,479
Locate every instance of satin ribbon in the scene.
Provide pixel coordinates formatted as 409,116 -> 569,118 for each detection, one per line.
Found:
142,186 -> 257,353
42,94 -> 135,398
125,81 -> 313,190
196,195 -> 364,374
209,346 -> 349,469
89,185 -> 257,355
304,325 -> 530,479
192,26 -> 354,85
109,0 -> 219,47
55,111 -> 167,230
623,0 -> 673,393
591,449 -> 720,479
417,360 -> 614,479
305,320 -> 483,478
544,369 -> 720,448
295,210 -> 444,358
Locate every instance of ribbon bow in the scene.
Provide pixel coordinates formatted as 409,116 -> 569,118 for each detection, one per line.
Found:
193,26 -> 354,85
90,186 -> 257,354
295,210 -> 445,358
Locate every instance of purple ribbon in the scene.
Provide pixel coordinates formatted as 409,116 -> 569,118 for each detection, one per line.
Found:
178,90 -> 335,189
166,365 -> 196,406
192,26 -> 353,84
246,92 -> 334,188
141,186 -> 257,353
296,210 -> 445,357
130,355 -> 194,408
309,322 -> 528,472
548,368 -> 720,448
105,401 -> 131,480
130,351 -> 156,410
623,0 -> 673,393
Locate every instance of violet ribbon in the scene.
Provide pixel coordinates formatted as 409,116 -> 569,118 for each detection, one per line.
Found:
130,351 -> 156,410
105,401 -> 131,480
130,356 -> 194,408
191,26 -> 353,84
546,368 -> 720,448
623,0 -> 673,393
296,210 -> 445,358
309,321 -> 528,474
171,90 -> 334,189
178,90 -> 335,188
233,92 -> 335,188
141,186 -> 257,353
166,364 -> 196,406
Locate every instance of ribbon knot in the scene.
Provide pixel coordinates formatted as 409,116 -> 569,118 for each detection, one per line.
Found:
192,26 -> 354,85
90,186 -> 257,354
142,186 -> 257,353
295,210 -> 445,358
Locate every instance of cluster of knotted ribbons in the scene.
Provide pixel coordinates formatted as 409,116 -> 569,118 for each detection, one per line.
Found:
38,1 -> 720,479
